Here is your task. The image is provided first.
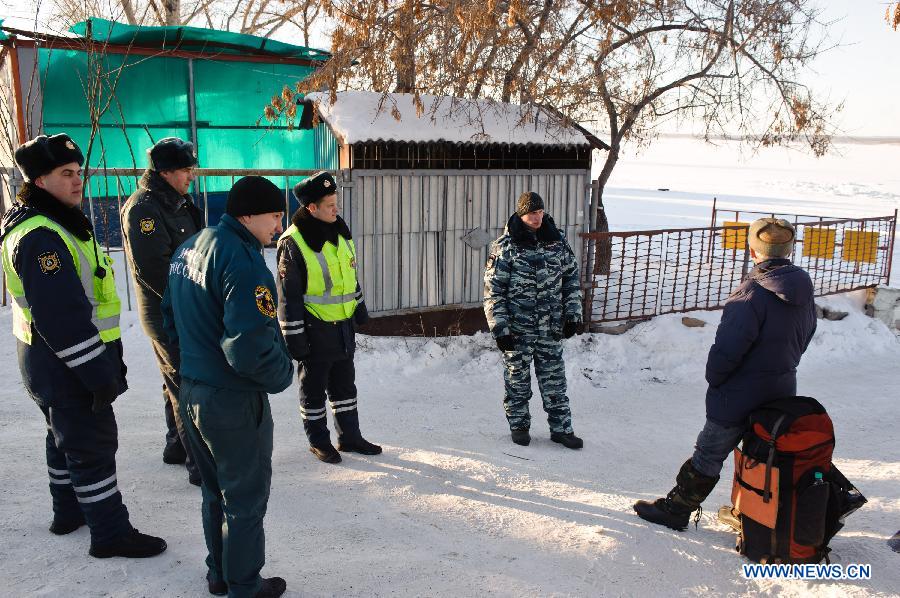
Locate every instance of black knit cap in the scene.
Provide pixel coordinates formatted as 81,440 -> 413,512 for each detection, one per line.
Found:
226,176 -> 285,217
15,134 -> 84,182
149,137 -> 198,172
293,171 -> 337,206
516,191 -> 544,216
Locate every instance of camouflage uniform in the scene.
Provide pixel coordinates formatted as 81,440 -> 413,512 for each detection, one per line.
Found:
483,213 -> 582,433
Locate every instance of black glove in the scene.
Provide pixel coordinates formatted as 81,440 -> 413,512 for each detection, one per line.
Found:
495,334 -> 517,352
91,383 -> 120,413
354,301 -> 370,326
288,334 -> 311,361
562,320 -> 580,339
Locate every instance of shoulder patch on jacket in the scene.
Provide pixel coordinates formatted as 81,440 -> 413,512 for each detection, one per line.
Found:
255,285 -> 276,318
139,217 -> 156,235
38,251 -> 61,274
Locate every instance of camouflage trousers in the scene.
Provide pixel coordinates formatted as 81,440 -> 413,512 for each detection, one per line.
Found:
500,335 -> 573,434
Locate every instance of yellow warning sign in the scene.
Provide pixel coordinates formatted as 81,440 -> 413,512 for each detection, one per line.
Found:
802,227 -> 836,259
842,230 -> 879,264
721,221 -> 749,250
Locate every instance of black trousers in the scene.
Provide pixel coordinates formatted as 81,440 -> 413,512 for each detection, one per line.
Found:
298,357 -> 361,447
41,402 -> 132,544
151,338 -> 198,476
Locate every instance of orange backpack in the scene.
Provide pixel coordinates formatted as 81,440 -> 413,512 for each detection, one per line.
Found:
731,396 -> 866,563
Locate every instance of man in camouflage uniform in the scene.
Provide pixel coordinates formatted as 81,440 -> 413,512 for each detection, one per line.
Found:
483,191 -> 583,449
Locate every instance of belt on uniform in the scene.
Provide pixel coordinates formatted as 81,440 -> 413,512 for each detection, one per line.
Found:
316,317 -> 351,326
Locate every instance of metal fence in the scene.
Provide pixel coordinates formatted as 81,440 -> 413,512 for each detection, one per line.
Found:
580,213 -> 897,328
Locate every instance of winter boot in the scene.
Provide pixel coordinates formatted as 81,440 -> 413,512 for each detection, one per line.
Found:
633,459 -> 719,531
162,442 -> 187,465
188,470 -> 202,487
207,573 -> 227,596
510,429 -> 531,446
309,443 -> 342,464
337,436 -> 383,455
49,512 -> 85,535
89,528 -> 168,559
253,577 -> 287,598
550,432 -> 583,449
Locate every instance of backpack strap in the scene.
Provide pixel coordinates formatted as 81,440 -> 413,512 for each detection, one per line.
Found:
763,414 -> 788,503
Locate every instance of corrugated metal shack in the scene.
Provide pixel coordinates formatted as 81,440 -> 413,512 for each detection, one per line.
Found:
300,91 -> 607,334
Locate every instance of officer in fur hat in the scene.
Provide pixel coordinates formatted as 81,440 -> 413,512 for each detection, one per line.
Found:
634,218 -> 817,531
484,191 -> 584,449
122,137 -> 204,485
1,134 -> 167,559
275,171 -> 381,464
162,176 -> 293,597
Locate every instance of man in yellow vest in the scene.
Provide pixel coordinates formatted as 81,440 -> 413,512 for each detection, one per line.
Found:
1,134 -> 166,559
276,171 -> 381,464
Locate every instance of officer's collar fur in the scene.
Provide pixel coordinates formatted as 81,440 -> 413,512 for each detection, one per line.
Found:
16,182 -> 94,241
291,209 -> 351,252
139,170 -> 188,210
506,212 -> 562,247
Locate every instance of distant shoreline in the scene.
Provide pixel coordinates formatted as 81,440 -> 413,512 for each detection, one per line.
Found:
656,133 -> 900,145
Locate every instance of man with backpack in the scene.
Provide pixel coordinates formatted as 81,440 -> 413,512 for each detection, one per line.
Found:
634,218 -> 817,530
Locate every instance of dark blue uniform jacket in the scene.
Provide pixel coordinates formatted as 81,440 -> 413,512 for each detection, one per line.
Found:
705,258 -> 817,426
1,195 -> 126,407
161,214 -> 293,394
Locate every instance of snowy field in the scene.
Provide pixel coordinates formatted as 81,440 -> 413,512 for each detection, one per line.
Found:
1,137 -> 899,597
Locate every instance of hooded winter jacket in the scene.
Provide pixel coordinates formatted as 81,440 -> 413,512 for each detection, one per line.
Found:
705,258 -> 817,426
484,213 -> 582,339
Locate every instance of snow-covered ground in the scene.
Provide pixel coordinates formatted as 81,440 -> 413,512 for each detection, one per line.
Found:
1,292 -> 898,597
1,137 -> 899,596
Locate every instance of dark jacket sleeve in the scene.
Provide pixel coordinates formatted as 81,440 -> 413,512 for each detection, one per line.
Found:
15,229 -> 120,392
705,286 -> 762,388
275,237 -> 311,361
160,285 -> 179,347
219,250 -> 294,393
483,241 -> 512,338
560,239 -> 582,323
353,279 -> 369,326
123,198 -> 172,300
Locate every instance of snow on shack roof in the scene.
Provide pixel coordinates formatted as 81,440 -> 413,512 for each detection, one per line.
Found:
306,91 -> 595,147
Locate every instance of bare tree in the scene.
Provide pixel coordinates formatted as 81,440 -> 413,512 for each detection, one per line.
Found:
270,1 -> 837,235
48,0 -> 313,37
889,2 -> 900,30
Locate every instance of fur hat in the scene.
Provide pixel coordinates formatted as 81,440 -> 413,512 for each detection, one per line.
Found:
148,137 -> 198,172
516,191 -> 544,216
748,218 -> 795,258
293,171 -> 337,206
14,134 -> 84,182
226,176 -> 284,217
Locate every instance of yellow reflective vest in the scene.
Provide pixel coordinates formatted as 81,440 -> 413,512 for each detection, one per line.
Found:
2,215 -> 121,344
283,223 -> 359,322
